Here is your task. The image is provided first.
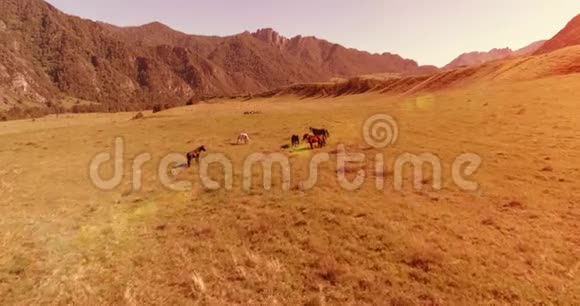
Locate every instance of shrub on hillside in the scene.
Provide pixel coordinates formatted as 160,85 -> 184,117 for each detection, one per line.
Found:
186,96 -> 201,106
132,112 -> 144,120
152,104 -> 162,113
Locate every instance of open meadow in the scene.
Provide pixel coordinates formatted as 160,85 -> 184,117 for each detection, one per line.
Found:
1,72 -> 579,304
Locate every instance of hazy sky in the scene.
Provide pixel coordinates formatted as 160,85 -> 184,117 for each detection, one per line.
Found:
45,0 -> 580,67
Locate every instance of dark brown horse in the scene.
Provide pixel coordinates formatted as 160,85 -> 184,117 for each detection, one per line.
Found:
303,134 -> 325,149
291,135 -> 300,147
309,127 -> 330,141
186,145 -> 206,167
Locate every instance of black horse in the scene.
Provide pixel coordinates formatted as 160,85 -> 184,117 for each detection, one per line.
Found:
309,127 -> 330,141
291,135 -> 300,147
186,145 -> 206,167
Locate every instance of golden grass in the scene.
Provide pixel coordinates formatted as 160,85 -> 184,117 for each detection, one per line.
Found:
0,73 -> 579,304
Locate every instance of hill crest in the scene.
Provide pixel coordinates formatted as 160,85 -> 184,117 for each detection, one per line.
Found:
535,14 -> 580,54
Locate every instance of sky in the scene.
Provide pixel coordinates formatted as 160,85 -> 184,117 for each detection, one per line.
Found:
45,0 -> 580,67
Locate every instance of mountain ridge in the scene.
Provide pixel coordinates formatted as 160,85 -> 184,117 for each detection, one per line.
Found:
0,0 -> 438,117
443,40 -> 546,69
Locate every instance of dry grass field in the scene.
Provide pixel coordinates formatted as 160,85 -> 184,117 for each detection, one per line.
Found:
1,73 -> 579,304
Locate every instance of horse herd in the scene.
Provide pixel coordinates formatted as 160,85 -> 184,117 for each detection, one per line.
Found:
297,127 -> 331,150
186,127 -> 330,167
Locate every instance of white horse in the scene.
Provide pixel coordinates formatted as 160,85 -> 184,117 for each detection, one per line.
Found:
237,133 -> 250,144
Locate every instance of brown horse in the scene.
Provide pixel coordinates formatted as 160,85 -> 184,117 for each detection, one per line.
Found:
291,135 -> 300,147
309,127 -> 330,141
302,134 -> 325,149
186,145 -> 206,167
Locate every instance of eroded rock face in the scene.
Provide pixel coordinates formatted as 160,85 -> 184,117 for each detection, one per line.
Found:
0,64 -> 8,79
0,70 -> 47,108
0,20 -> 7,32
12,73 -> 30,93
252,28 -> 289,48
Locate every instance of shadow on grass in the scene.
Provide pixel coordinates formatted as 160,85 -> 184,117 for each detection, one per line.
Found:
291,146 -> 313,152
172,163 -> 188,169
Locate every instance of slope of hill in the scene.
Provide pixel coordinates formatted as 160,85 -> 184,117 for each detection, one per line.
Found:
261,45 -> 580,99
444,48 -> 513,70
513,40 -> 547,56
443,40 -> 546,70
0,0 -> 436,117
0,0 -> 197,113
535,14 -> 580,54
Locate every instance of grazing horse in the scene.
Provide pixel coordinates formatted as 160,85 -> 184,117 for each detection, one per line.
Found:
186,145 -> 206,167
309,127 -> 330,141
303,134 -> 325,149
291,135 -> 300,147
237,133 -> 251,144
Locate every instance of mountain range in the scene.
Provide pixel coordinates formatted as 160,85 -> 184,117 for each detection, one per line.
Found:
0,0 -> 579,119
443,40 -> 546,70
0,0 -> 436,114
